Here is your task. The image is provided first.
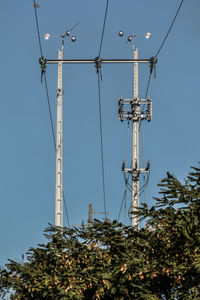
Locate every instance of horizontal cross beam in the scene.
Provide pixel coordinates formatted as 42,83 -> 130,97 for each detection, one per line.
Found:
46,58 -> 151,64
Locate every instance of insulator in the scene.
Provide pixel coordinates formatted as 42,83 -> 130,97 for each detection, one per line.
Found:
44,33 -> 50,40
118,30 -> 124,37
127,35 -> 132,42
127,34 -> 135,42
71,36 -> 76,42
146,160 -> 150,171
118,98 -> 123,114
147,98 -> 152,121
145,32 -> 151,39
122,161 -> 125,172
66,30 -> 70,36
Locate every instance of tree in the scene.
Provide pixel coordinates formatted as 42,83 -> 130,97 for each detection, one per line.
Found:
0,166 -> 200,299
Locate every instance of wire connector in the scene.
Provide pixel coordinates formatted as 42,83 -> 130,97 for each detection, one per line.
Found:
149,56 -> 157,78
95,56 -> 102,73
39,57 -> 47,82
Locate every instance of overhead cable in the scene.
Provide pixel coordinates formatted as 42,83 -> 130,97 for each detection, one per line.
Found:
33,1 -> 70,227
140,120 -> 146,203
144,72 -> 152,99
33,1 -> 56,150
144,0 -> 184,99
118,122 -> 130,223
97,72 -> 107,219
33,0 -> 43,57
98,0 -> 110,57
156,0 -> 184,57
63,191 -> 70,228
117,188 -> 127,222
43,74 -> 56,150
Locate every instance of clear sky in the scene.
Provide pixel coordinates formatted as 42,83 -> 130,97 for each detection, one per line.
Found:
0,0 -> 200,267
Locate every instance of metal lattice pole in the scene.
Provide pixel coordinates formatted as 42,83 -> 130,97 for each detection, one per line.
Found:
55,48 -> 63,227
131,49 -> 140,228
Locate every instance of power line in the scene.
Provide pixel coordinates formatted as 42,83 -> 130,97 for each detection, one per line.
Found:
98,0 -> 110,57
144,72 -> 152,99
33,1 -> 56,150
144,0 -> 184,99
117,188 -> 127,222
118,122 -> 130,223
63,191 -> 70,228
97,72 -> 107,219
33,1 -> 43,57
43,74 -> 56,150
140,120 -> 146,203
33,1 -> 70,227
156,0 -> 184,57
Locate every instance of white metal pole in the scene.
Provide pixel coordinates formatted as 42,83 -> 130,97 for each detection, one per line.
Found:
55,49 -> 63,227
131,49 -> 140,228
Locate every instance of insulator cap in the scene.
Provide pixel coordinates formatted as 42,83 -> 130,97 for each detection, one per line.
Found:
127,34 -> 135,42
44,33 -> 50,40
71,36 -> 76,42
145,32 -> 151,39
66,30 -> 70,36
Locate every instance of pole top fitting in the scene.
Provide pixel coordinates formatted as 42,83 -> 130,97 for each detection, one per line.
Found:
149,56 -> 157,76
39,56 -> 47,68
39,57 -> 47,83
95,56 -> 102,73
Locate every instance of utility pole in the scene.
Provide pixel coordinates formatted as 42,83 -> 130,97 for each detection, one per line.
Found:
39,50 -> 156,228
119,49 -> 152,228
88,203 -> 93,225
55,46 -> 63,227
132,49 -> 140,228
87,203 -> 108,225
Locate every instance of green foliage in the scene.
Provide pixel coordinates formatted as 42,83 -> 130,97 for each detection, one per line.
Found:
0,166 -> 200,299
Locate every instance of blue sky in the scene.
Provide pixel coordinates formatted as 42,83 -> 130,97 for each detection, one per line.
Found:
0,0 -> 200,266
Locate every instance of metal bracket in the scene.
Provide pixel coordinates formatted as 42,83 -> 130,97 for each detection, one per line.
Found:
57,88 -> 64,97
39,57 -> 47,82
122,160 -> 150,175
95,56 -> 102,73
118,97 -> 152,121
149,56 -> 157,78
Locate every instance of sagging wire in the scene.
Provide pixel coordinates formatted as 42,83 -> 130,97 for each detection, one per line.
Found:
118,121 -> 130,223
98,0 -> 110,57
33,1 -> 70,227
156,0 -> 184,57
97,72 -> 107,219
144,0 -> 184,99
63,191 -> 70,228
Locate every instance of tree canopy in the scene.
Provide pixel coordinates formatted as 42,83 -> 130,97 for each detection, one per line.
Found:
0,166 -> 200,299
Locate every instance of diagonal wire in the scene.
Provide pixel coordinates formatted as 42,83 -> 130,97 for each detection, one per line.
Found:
117,188 -> 127,222
140,120 -> 146,203
33,1 -> 43,57
33,1 -> 70,227
144,71 -> 152,99
69,22 -> 80,32
97,72 -> 107,219
44,73 -> 56,150
98,0 -> 110,57
33,1 -> 56,150
118,121 -> 130,223
156,0 -> 184,57
63,191 -> 70,228
144,0 -> 184,99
